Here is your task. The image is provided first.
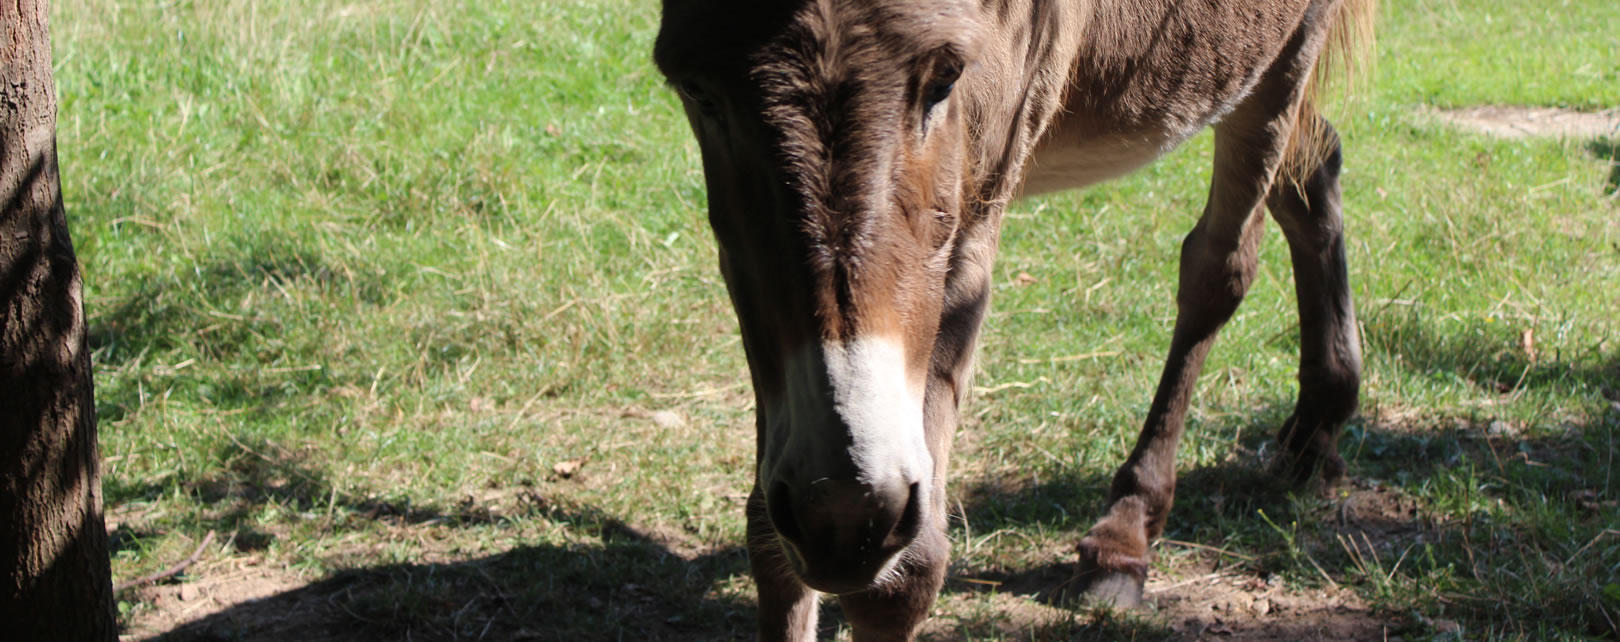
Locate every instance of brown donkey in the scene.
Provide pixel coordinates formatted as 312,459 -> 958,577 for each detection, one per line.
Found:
654,0 -> 1374,638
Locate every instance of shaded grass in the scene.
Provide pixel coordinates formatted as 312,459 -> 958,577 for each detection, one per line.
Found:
50,0 -> 1620,639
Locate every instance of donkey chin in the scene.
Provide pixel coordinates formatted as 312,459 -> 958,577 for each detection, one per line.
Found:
761,337 -> 935,595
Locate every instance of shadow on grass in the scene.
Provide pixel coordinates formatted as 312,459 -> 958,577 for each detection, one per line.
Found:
88,235 -> 391,423
107,435 -> 546,555
113,431 -> 768,640
943,405 -> 1619,637
148,516 -> 755,641
125,308 -> 1619,640
1361,300 -> 1619,401
945,285 -> 1620,627
123,413 -> 1619,640
940,308 -> 1620,638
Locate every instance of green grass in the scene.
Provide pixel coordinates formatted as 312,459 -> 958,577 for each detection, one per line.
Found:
52,0 -> 1618,639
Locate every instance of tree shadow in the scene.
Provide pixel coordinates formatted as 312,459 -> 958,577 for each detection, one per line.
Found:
146,509 -> 756,641
1362,303 -> 1618,399
107,434 -> 529,557
941,403 -> 1618,636
87,235 -> 390,424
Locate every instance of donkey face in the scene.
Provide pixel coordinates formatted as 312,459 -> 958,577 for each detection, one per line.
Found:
655,0 -> 983,593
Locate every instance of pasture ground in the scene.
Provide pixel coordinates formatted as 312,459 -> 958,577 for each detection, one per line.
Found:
52,0 -> 1618,639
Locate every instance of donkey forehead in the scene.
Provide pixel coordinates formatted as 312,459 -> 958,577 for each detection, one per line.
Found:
655,0 -> 982,80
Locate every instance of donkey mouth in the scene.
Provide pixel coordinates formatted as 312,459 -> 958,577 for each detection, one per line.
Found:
769,480 -> 924,594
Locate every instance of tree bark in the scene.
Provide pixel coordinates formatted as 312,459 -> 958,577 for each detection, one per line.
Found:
1,1 -> 117,639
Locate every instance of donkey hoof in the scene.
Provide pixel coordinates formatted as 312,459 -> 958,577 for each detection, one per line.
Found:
1069,554 -> 1146,609
1271,447 -> 1347,488
1073,566 -> 1145,609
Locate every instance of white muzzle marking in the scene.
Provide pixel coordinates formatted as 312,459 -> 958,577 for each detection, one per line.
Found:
817,336 -> 931,489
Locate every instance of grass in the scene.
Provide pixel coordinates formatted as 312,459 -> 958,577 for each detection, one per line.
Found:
49,0 -> 1619,639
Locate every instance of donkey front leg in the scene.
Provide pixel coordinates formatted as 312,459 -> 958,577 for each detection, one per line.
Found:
749,489 -> 820,642
1076,119 -> 1281,607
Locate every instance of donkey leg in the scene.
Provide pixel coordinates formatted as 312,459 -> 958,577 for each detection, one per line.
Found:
1077,111 -> 1306,608
749,488 -> 820,642
1265,119 -> 1362,485
1076,151 -> 1270,606
1073,0 -> 1348,604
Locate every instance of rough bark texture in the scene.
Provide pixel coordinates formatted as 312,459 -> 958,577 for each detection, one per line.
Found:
1,0 -> 118,639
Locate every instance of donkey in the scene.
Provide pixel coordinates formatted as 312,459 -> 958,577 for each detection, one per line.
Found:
654,0 -> 1374,638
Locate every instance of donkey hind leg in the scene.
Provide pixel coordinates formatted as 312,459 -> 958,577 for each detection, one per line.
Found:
1265,118 -> 1362,486
1075,79 -> 1315,609
749,489 -> 820,642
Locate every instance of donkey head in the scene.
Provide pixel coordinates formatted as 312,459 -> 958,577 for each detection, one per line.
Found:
655,0 -> 985,593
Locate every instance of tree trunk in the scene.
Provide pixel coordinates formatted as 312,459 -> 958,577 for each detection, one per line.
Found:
1,0 -> 117,639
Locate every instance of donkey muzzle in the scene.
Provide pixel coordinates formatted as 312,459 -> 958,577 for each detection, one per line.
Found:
767,476 -> 923,594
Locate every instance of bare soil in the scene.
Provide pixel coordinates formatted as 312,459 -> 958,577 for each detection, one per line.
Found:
120,560 -> 306,641
122,483 -> 1421,641
1429,105 -> 1619,139
921,482 -> 1416,641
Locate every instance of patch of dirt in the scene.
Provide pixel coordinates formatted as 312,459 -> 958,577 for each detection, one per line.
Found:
122,560 -> 306,640
925,480 -> 1424,641
121,480 -> 1428,640
1144,570 -> 1386,641
1429,105 -> 1620,139
926,562 -> 1395,641
1142,482 -> 1421,640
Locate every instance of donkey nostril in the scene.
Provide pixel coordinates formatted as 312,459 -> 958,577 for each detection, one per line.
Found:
885,482 -> 923,549
767,481 -> 803,543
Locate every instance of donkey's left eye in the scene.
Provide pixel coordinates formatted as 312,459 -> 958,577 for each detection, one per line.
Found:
677,82 -> 722,120
920,55 -> 963,117
922,78 -> 955,112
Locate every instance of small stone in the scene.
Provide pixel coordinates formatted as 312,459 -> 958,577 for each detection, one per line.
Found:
650,410 -> 686,429
552,459 -> 585,478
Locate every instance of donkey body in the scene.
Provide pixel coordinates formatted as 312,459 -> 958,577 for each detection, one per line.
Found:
654,0 -> 1372,638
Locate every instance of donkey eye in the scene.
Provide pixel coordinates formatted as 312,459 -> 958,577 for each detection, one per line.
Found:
920,56 -> 963,115
676,82 -> 721,120
922,78 -> 955,111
